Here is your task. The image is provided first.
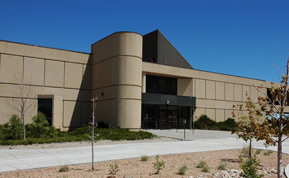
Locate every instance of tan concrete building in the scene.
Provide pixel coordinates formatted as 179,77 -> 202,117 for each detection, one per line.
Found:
0,30 -> 272,130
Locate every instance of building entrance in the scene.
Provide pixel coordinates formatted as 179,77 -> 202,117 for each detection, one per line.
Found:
142,104 -> 191,129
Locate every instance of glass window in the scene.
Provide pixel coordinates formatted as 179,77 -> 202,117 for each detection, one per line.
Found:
146,75 -> 177,95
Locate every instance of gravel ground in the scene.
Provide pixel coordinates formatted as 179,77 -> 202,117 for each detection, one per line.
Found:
1,148 -> 288,178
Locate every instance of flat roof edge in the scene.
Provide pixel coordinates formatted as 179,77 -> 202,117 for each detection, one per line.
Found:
0,39 -> 90,55
91,31 -> 142,46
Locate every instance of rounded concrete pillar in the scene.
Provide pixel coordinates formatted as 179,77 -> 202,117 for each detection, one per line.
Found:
92,32 -> 142,129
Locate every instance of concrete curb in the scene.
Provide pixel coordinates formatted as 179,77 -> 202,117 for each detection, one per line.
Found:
285,164 -> 289,178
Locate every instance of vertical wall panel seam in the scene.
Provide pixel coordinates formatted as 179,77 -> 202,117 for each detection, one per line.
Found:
22,56 -> 24,82
43,59 -> 46,87
63,62 -> 66,88
204,79 -> 206,99
80,102 -> 83,126
62,101 -> 64,128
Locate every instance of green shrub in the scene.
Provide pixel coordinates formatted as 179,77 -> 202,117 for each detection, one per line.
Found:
177,165 -> 188,175
0,125 -> 4,140
94,128 -> 155,141
217,118 -> 238,131
197,158 -> 207,168
141,155 -> 148,162
0,123 -> 154,145
201,164 -> 210,172
108,163 -> 120,175
153,155 -> 165,174
58,166 -> 69,172
27,112 -> 49,138
217,161 -> 227,170
255,149 -> 262,155
264,150 -> 273,156
194,115 -> 218,130
194,115 -> 238,131
240,156 -> 263,178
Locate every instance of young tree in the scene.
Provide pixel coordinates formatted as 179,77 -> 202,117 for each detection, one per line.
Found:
232,95 -> 265,158
233,60 -> 289,178
91,96 -> 98,170
7,75 -> 34,141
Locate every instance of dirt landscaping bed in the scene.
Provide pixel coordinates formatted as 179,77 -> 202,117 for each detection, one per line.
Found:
1,148 -> 288,178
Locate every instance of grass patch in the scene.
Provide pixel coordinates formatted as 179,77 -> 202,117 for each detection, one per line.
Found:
264,150 -> 273,156
196,158 -> 207,168
177,165 -> 188,175
217,161 -> 227,170
201,165 -> 210,172
255,149 -> 262,155
58,166 -> 69,172
108,163 -> 120,175
141,155 -> 148,162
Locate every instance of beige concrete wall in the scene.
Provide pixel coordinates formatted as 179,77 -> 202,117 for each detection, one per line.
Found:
195,79 -> 205,98
216,82 -> 225,100
142,62 -> 276,122
177,78 -> 193,96
0,41 -> 91,130
91,32 -> 142,129
206,80 -> 216,99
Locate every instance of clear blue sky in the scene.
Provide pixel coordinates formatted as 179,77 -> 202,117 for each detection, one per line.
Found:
1,0 -> 289,83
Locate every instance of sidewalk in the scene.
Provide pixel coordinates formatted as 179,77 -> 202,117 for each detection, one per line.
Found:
0,130 -> 288,173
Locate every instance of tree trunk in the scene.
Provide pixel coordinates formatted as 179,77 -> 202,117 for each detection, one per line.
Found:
91,100 -> 95,171
277,134 -> 283,178
21,103 -> 26,141
249,138 -> 252,158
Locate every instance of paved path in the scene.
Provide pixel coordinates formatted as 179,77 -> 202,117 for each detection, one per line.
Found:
0,130 -> 288,173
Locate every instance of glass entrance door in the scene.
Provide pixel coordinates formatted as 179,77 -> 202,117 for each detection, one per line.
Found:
142,104 -> 191,129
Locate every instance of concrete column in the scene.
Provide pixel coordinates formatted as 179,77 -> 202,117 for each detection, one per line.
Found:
91,32 -> 142,129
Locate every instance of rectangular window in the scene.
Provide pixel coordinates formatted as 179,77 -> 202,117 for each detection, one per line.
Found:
146,75 -> 177,95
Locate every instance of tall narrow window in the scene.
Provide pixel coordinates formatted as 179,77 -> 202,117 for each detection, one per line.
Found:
38,98 -> 53,125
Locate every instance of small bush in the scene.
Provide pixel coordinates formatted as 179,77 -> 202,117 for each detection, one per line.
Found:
197,158 -> 207,168
177,165 -> 188,175
58,166 -> 69,172
217,118 -> 238,131
217,161 -> 227,170
201,164 -> 210,172
240,156 -> 263,178
194,115 -> 218,130
7,115 -> 23,140
27,112 -> 49,138
141,155 -> 148,162
264,150 -> 273,156
108,163 -> 120,175
153,155 -> 165,174
255,149 -> 262,155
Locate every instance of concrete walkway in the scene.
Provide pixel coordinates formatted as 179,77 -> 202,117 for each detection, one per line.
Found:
0,130 -> 288,173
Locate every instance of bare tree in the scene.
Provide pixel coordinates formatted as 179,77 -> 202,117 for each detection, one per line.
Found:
233,59 -> 289,178
7,75 -> 34,141
91,96 -> 98,170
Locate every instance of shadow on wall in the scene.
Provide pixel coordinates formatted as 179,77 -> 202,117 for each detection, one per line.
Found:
68,55 -> 92,130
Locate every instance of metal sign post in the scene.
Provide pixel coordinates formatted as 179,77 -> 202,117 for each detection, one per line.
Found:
183,119 -> 186,140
